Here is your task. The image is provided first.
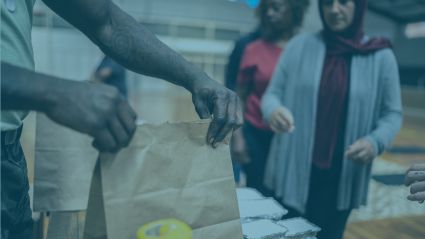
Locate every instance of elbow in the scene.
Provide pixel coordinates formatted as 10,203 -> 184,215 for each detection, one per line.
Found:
391,109 -> 404,132
86,2 -> 115,47
92,1 -> 113,30
372,110 -> 404,155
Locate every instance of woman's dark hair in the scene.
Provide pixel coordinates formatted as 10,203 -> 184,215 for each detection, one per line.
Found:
256,0 -> 310,31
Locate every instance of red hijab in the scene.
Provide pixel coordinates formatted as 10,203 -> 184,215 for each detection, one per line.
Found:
313,0 -> 392,169
319,0 -> 392,55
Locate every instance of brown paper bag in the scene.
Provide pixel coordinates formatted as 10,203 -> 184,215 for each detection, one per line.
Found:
34,113 -> 97,212
84,121 -> 243,239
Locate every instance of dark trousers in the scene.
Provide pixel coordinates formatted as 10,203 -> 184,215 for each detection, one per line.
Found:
281,163 -> 351,239
305,165 -> 351,239
1,126 -> 33,239
242,122 -> 273,196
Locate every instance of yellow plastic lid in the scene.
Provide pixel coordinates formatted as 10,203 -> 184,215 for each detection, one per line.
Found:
137,219 -> 192,239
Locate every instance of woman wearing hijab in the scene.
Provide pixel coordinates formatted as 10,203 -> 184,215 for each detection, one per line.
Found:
232,0 -> 310,194
261,0 -> 402,238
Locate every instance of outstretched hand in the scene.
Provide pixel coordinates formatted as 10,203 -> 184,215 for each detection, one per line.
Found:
191,79 -> 243,147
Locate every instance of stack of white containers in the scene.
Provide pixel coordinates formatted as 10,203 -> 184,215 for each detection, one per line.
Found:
237,188 -> 321,239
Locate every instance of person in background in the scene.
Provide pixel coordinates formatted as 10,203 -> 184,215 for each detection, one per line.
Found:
405,163 -> 425,203
232,0 -> 310,192
225,31 -> 260,92
1,0 -> 242,237
261,0 -> 402,238
226,6 -> 262,184
92,56 -> 127,98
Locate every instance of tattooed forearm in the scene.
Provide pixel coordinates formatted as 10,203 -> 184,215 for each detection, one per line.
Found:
100,7 -> 206,92
44,0 -> 208,92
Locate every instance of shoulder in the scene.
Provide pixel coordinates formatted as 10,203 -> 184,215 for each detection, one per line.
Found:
234,31 -> 260,49
245,39 -> 266,52
284,32 -> 323,55
360,35 -> 396,63
276,32 -> 323,67
375,48 -> 398,76
289,32 -> 322,47
360,47 -> 397,70
242,40 -> 270,62
373,48 -> 396,63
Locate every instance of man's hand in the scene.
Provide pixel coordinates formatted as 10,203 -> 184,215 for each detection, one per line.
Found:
345,139 -> 375,164
2,62 -> 137,153
46,81 -> 137,152
191,78 -> 243,147
269,106 -> 294,133
405,163 -> 425,203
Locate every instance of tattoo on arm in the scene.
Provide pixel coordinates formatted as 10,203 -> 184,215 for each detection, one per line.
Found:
43,0 -> 207,91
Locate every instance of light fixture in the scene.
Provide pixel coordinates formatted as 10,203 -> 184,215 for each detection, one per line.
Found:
405,22 -> 425,39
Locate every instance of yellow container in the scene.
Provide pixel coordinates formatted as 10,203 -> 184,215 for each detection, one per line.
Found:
137,219 -> 192,239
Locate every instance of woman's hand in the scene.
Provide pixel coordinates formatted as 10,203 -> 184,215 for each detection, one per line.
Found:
405,163 -> 425,203
269,106 -> 294,133
345,139 -> 376,164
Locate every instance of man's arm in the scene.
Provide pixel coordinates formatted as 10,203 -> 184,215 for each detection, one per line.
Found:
2,63 -> 55,112
1,62 -> 136,152
42,0 -> 195,89
42,0 -> 242,145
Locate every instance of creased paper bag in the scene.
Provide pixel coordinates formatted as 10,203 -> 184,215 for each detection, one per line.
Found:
84,121 -> 243,239
34,113 -> 97,212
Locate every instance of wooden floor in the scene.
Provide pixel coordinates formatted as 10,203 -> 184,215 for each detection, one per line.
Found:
345,215 -> 425,239
382,116 -> 425,167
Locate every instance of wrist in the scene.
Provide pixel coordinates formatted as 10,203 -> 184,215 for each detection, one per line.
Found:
363,136 -> 378,157
188,72 -> 215,94
36,77 -> 75,114
33,79 -> 57,113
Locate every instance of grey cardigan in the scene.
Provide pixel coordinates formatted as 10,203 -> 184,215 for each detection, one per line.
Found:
261,32 -> 403,212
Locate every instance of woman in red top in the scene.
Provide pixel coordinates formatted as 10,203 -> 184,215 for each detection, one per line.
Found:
231,0 -> 310,194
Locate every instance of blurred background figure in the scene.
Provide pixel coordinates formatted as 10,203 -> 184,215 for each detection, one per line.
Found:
224,22 -> 260,93
91,56 -> 128,98
225,5 -> 261,185
261,0 -> 402,238
230,0 -> 310,192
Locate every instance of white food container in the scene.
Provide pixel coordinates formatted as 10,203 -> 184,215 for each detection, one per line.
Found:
242,219 -> 287,239
239,198 -> 288,223
277,217 -> 320,239
237,188 -> 265,201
